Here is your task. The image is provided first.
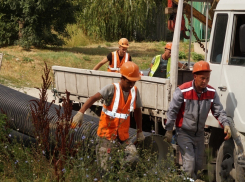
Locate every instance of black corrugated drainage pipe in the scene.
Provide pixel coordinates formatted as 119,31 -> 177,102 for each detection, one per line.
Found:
0,84 -> 171,164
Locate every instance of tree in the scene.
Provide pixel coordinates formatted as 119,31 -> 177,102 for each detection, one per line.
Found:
77,0 -> 167,41
0,0 -> 77,48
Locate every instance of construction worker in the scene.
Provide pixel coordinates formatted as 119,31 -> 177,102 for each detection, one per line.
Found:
93,38 -> 132,72
148,42 -> 186,78
72,61 -> 145,173
164,61 -> 231,179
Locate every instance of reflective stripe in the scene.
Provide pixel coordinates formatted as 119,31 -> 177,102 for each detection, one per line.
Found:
113,51 -> 117,69
108,51 -> 120,71
108,52 -> 128,71
207,87 -> 216,92
181,87 -> 193,93
102,107 -> 129,119
103,83 -> 136,118
125,53 -> 128,63
130,87 -> 136,112
112,83 -> 120,113
108,67 -> 120,71
150,70 -> 155,75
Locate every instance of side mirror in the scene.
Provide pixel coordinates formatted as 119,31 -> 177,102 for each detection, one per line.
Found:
239,24 -> 245,53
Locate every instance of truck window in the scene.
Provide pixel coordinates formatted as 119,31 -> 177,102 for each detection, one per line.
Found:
229,14 -> 245,66
210,14 -> 228,64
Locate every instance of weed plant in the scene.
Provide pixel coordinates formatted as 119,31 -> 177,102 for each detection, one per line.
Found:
179,51 -> 187,59
0,120 -> 190,181
22,57 -> 34,63
191,52 -> 204,61
105,42 -> 111,47
65,24 -> 90,47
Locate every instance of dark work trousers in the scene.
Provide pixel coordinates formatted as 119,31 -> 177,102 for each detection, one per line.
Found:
176,128 -> 205,179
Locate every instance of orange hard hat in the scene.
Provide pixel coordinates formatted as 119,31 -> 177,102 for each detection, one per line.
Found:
118,38 -> 129,48
120,62 -> 141,81
192,61 -> 212,73
165,42 -> 172,50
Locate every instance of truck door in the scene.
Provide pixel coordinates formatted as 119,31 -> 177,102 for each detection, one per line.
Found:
218,14 -> 245,132
207,13 -> 229,128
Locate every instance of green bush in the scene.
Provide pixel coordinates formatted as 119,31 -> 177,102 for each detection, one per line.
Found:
65,24 -> 90,47
105,42 -> 111,47
160,41 -> 167,47
22,57 -> 34,63
0,0 -> 77,49
179,51 -> 187,59
0,3 -> 19,47
83,56 -> 91,61
191,52 -> 204,61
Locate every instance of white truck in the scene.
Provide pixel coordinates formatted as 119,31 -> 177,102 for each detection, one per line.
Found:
52,0 -> 245,181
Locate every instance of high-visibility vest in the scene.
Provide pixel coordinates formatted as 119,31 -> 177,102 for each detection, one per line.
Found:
107,51 -> 129,72
149,55 -> 171,78
97,83 -> 137,141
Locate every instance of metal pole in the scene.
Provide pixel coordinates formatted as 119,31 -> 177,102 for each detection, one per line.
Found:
188,1 -> 193,68
205,0 -> 209,61
170,0 -> 184,96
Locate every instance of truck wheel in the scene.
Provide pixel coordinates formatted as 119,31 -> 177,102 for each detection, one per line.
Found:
216,139 -> 245,182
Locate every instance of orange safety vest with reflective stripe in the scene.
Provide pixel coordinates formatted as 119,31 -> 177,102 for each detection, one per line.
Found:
97,83 -> 137,141
107,51 -> 129,72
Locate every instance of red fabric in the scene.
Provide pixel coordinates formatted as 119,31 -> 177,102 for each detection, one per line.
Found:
168,0 -> 172,8
176,81 -> 216,128
176,102 -> 185,127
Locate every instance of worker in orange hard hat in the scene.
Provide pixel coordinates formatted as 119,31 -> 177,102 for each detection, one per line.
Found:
148,42 -> 186,78
93,38 -> 132,72
72,61 -> 144,174
165,60 -> 231,179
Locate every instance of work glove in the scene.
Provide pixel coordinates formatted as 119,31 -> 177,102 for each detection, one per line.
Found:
137,131 -> 145,142
70,112 -> 84,129
165,130 -> 173,143
224,125 -> 231,140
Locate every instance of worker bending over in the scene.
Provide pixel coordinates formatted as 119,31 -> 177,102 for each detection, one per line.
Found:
93,38 -> 132,72
73,61 -> 145,173
165,61 -> 231,179
149,42 -> 186,78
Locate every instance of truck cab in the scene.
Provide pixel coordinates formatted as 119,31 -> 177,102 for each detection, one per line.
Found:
203,0 -> 245,181
207,0 -> 245,133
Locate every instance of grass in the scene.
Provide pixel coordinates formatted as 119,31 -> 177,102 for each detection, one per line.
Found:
0,111 -> 205,181
0,41 -> 196,88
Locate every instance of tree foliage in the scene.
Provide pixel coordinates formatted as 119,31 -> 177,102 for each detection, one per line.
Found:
77,0 -> 167,41
0,0 -> 77,48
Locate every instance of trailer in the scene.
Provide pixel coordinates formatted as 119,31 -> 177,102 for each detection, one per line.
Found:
52,66 -> 193,134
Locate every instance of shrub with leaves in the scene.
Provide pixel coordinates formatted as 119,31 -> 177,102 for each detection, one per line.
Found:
0,0 -> 77,48
77,0 -> 167,41
191,52 -> 204,61
179,51 -> 187,59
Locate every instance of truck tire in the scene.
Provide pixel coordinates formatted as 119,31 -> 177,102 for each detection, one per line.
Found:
216,139 -> 245,182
